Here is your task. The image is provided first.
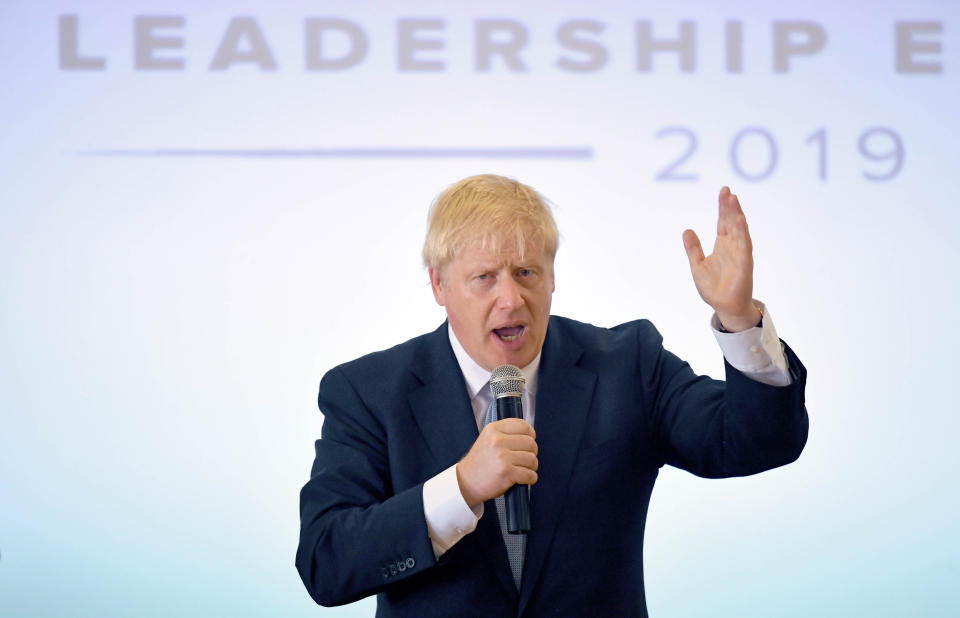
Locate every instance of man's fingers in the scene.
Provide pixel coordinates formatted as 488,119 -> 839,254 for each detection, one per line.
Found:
728,190 -> 744,215
725,193 -> 753,251
493,432 -> 538,455
682,229 -> 705,267
461,420 -> 541,505
490,417 -> 536,438
716,187 -> 753,252
717,186 -> 732,235
512,468 -> 539,485
510,451 -> 539,472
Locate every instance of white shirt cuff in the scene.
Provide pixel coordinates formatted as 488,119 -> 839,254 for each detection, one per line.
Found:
711,300 -> 791,387
422,464 -> 483,559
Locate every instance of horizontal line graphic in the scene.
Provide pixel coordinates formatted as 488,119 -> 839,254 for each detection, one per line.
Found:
73,147 -> 594,159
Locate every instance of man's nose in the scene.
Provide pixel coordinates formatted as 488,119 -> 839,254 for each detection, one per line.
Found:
495,276 -> 524,311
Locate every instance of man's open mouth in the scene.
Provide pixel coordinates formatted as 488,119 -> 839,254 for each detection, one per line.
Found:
493,325 -> 525,342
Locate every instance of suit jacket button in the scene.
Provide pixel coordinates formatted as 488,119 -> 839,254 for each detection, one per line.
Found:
397,560 -> 407,572
381,567 -> 389,579
389,564 -> 397,576
405,557 -> 416,569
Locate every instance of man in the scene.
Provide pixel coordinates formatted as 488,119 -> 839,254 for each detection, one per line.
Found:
296,174 -> 807,616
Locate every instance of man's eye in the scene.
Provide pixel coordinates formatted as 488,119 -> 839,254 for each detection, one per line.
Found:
476,273 -> 490,281
517,269 -> 532,277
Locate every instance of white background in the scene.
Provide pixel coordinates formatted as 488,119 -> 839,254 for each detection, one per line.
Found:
1,2 -> 957,616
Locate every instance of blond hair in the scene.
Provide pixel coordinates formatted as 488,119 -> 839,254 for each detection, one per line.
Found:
422,174 -> 559,272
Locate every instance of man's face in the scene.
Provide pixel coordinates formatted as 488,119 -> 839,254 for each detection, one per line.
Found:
430,239 -> 555,372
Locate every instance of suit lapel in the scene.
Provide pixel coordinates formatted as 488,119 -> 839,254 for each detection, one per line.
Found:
519,319 -> 597,614
406,323 -> 520,601
407,325 -> 478,470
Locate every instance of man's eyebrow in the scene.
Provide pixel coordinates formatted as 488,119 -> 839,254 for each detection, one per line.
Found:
468,264 -> 499,275
476,259 -> 508,270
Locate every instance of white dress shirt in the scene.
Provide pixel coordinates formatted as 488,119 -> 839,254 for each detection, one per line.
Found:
421,303 -> 791,558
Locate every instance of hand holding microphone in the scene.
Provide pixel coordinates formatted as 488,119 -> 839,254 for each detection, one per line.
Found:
455,365 -> 535,533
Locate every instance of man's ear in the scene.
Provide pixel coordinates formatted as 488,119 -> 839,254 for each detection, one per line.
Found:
429,267 -> 445,306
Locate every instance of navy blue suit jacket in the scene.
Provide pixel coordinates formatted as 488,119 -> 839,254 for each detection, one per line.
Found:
297,316 -> 808,616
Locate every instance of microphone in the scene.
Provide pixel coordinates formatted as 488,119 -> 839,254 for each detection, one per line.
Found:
489,364 -> 532,534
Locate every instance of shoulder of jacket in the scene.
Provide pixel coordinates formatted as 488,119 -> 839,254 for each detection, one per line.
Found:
549,314 -> 662,350
322,324 -> 444,384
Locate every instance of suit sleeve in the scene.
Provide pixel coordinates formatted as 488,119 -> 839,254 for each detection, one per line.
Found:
637,322 -> 809,478
295,366 -> 436,606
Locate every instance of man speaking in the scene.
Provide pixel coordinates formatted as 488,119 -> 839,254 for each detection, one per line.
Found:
296,174 -> 807,616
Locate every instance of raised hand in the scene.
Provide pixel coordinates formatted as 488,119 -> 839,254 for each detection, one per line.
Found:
682,186 -> 762,332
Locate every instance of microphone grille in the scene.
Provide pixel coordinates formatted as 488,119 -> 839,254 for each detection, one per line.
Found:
489,364 -> 525,398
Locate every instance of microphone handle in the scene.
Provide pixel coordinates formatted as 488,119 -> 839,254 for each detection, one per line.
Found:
496,395 -> 531,534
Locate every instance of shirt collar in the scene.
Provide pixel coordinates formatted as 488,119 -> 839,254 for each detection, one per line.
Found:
447,323 -> 540,399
